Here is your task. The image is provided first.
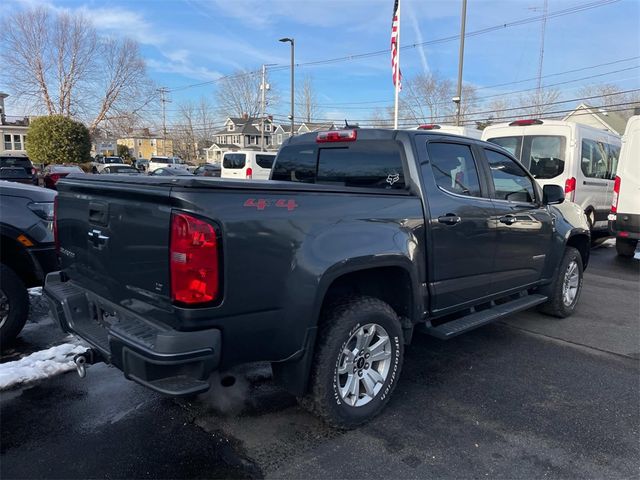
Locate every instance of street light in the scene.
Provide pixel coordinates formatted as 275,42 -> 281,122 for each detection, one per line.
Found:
279,37 -> 295,137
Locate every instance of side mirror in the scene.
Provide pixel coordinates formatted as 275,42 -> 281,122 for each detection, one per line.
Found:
543,184 -> 565,205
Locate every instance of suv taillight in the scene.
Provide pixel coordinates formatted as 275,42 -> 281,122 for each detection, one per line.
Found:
564,177 -> 576,202
170,212 -> 220,305
246,167 -> 253,179
611,175 -> 621,213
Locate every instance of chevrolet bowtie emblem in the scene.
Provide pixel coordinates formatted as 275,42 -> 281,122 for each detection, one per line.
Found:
88,229 -> 109,250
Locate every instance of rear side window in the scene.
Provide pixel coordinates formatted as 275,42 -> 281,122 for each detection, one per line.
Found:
581,139 -> 609,179
605,144 -> 620,180
272,141 -> 405,189
223,154 -> 246,169
317,141 -> 404,189
485,149 -> 536,203
255,154 -> 275,169
426,142 -> 482,197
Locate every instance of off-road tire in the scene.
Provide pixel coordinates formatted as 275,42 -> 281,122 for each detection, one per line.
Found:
0,264 -> 30,346
538,247 -> 583,318
302,296 -> 404,429
615,238 -> 637,257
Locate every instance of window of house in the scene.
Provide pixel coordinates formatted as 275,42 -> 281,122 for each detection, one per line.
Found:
13,135 -> 22,150
485,148 -> 536,203
138,140 -> 142,146
228,124 -> 234,131
265,124 -> 271,132
277,134 -> 283,144
426,142 -> 482,197
22,135 -> 27,148
581,139 -> 609,179
150,139 -> 156,146
4,134 -> 12,150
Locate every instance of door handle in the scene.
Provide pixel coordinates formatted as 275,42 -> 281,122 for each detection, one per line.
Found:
437,214 -> 461,225
499,214 -> 517,225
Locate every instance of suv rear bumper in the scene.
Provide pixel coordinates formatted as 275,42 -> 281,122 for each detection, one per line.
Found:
43,271 -> 221,396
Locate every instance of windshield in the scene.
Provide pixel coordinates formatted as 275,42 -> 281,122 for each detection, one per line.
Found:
488,135 -> 566,179
223,153 -> 246,169
104,157 -> 124,164
107,166 -> 138,173
151,157 -> 172,164
51,166 -> 83,173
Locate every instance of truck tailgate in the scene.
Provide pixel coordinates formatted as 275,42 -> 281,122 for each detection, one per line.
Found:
56,177 -> 173,308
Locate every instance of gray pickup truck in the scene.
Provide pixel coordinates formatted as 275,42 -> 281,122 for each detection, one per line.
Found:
45,128 -> 590,428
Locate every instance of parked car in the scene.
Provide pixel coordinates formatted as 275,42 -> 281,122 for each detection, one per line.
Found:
148,156 -> 184,172
194,164 -> 221,177
415,124 -> 482,139
609,115 -> 639,257
0,153 -> 38,185
149,167 -> 194,176
91,156 -> 125,174
42,165 -> 84,189
100,165 -> 141,175
221,151 -> 276,180
45,128 -> 590,428
1,181 -> 58,344
482,119 -> 621,241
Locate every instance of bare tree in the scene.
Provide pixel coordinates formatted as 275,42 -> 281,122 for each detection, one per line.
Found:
400,72 -> 454,125
367,108 -> 393,128
297,75 -> 319,123
578,83 -> 640,120
0,7 -> 155,133
215,70 -> 263,118
520,87 -> 561,117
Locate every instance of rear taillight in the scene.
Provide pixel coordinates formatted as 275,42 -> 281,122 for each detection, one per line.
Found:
53,196 -> 59,253
611,175 -> 621,213
170,212 -> 220,305
50,173 -> 61,184
316,129 -> 358,143
246,167 -> 253,179
31,167 -> 37,175
417,124 -> 441,130
564,177 -> 576,202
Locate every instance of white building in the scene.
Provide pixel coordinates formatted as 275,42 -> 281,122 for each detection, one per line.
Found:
0,93 -> 29,155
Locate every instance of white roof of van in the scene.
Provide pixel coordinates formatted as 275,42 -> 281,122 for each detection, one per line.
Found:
483,119 -> 621,139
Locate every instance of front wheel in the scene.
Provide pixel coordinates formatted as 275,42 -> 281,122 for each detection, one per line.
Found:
538,247 -> 584,318
302,296 -> 404,429
616,238 -> 638,257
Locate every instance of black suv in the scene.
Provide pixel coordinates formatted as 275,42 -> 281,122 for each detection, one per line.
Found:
0,153 -> 38,185
0,181 -> 58,344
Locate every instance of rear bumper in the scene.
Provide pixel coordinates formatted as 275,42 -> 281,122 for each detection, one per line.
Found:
43,271 -> 221,396
609,212 -> 640,240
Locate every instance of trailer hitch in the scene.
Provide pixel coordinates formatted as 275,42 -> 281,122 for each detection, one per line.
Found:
73,348 -> 101,378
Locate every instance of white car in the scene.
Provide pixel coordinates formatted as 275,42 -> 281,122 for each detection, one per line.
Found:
221,151 -> 276,180
148,156 -> 185,172
91,156 -> 125,173
482,119 -> 621,239
609,115 -> 639,257
415,124 -> 482,139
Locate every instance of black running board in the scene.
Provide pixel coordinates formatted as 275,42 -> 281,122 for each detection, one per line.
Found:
422,294 -> 548,340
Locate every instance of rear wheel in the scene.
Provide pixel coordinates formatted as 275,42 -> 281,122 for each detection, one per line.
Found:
538,247 -> 584,318
616,238 -> 638,257
0,264 -> 30,346
302,296 -> 404,429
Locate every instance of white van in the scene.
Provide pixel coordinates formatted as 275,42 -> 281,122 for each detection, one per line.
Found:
416,124 -> 482,139
482,119 -> 621,237
609,115 -> 639,257
221,151 -> 276,180
149,156 -> 185,173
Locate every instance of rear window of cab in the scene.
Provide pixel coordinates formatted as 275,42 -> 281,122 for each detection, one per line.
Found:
272,140 -> 405,190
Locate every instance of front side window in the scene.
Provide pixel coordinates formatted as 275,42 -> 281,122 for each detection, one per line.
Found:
223,153 -> 246,169
581,139 -> 609,179
426,142 -> 482,197
485,149 -> 536,203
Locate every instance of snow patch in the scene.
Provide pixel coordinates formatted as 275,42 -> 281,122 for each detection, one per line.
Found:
0,343 -> 87,390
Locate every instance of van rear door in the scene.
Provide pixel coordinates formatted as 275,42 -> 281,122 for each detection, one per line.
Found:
222,153 -> 246,179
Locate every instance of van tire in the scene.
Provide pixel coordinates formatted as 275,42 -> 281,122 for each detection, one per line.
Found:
616,238 -> 637,257
302,296 -> 404,429
538,247 -> 583,318
0,264 -> 30,346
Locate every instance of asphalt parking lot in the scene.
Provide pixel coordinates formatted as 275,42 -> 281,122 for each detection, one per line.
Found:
1,243 -> 638,479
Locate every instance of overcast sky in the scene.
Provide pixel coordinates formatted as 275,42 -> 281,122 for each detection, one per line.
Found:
1,0 -> 638,124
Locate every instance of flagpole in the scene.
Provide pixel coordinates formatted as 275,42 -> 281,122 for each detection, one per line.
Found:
393,0 -> 401,130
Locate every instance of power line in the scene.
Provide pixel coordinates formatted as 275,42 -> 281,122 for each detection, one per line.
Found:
165,0 -> 620,93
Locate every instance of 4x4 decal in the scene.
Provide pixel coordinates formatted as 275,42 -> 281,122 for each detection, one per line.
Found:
244,198 -> 298,211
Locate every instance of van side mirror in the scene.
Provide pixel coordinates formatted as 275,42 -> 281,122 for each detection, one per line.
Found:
543,184 -> 565,205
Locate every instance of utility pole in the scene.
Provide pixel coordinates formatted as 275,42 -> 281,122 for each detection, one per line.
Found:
455,0 -> 468,126
535,0 -> 549,116
158,87 -> 170,156
259,65 -> 274,151
279,38 -> 295,137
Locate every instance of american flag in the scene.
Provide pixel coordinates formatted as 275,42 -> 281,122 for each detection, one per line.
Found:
390,0 -> 402,89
